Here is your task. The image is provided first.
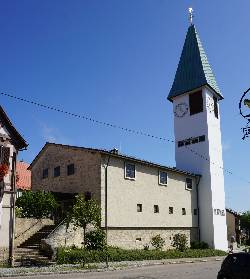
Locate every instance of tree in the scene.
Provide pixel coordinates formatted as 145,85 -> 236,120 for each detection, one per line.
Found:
71,195 -> 101,247
16,190 -> 58,218
240,211 -> 250,231
240,211 -> 250,243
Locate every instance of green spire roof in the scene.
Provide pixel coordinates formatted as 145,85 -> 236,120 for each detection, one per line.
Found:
168,24 -> 223,101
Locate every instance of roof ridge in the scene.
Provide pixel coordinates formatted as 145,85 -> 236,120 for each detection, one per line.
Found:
29,142 -> 200,177
194,26 -> 221,96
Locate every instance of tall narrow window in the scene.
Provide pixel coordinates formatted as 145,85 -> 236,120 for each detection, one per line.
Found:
169,207 -> 173,214
154,205 -> 159,213
182,208 -> 186,215
213,97 -> 218,118
159,171 -> 168,185
189,91 -> 203,115
67,164 -> 75,176
137,204 -> 142,212
54,166 -> 60,177
125,162 -> 135,179
42,168 -> 48,179
186,178 -> 193,190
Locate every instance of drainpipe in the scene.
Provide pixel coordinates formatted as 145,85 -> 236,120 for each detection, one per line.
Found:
104,149 -> 118,268
104,154 -> 111,268
196,175 -> 201,242
10,151 -> 17,267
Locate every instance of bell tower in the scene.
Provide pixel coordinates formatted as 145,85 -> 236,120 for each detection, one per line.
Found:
168,15 -> 228,251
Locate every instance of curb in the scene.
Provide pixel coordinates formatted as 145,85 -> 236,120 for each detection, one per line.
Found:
0,256 -> 225,277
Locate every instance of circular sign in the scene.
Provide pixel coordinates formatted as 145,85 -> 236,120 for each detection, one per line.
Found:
239,88 -> 250,119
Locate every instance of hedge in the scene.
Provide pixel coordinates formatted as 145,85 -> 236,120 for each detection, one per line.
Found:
57,247 -> 227,264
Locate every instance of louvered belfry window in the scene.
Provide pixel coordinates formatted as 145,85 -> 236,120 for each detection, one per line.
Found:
189,90 -> 203,115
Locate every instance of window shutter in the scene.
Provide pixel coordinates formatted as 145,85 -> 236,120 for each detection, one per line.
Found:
2,147 -> 10,165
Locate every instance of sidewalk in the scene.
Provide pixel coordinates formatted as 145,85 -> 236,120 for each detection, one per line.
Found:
0,256 -> 226,277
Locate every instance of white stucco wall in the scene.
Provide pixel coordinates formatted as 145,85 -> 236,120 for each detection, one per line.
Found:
172,86 -> 227,250
100,155 -> 198,229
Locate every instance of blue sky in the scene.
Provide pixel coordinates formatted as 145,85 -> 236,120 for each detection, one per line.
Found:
0,0 -> 249,211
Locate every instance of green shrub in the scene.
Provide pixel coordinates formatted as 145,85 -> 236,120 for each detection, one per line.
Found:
56,247 -> 227,264
16,191 -> 58,218
85,229 -> 106,250
151,235 -> 165,250
191,241 -> 209,249
172,233 -> 188,251
15,206 -> 22,217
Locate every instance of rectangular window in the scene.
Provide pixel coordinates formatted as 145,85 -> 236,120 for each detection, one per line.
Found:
169,207 -> 173,214
67,164 -> 75,176
125,162 -> 136,179
1,147 -> 10,165
136,238 -> 142,241
137,204 -> 142,212
84,191 -> 92,201
178,141 -> 184,147
198,135 -> 205,142
42,168 -> 48,179
159,171 -> 168,185
191,138 -> 199,144
189,91 -> 203,115
194,209 -> 198,215
213,97 -> 219,119
154,205 -> 159,213
186,178 -> 193,190
184,139 -> 191,145
54,166 -> 60,177
182,208 -> 186,215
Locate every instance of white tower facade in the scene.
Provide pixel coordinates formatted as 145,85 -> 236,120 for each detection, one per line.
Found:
168,24 -> 228,250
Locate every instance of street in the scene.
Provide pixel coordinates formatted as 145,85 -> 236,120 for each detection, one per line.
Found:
7,261 -> 222,279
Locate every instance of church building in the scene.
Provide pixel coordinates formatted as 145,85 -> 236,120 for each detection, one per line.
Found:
29,20 -> 228,251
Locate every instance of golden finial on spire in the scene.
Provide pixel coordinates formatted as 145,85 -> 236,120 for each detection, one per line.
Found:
188,7 -> 194,25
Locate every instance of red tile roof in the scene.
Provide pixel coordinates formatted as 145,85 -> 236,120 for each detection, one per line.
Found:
16,161 -> 31,190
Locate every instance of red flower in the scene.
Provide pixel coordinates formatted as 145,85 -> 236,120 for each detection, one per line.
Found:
0,164 -> 9,181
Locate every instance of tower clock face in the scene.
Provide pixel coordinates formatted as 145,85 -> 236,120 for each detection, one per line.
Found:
174,103 -> 189,117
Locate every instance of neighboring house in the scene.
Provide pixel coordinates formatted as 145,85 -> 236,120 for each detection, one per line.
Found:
0,106 -> 27,264
16,161 -> 31,197
29,142 -> 200,249
226,208 -> 241,244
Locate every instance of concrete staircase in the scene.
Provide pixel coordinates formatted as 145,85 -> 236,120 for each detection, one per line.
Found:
15,225 -> 56,266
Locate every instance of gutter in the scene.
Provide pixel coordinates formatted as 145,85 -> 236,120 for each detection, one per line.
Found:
196,175 -> 201,242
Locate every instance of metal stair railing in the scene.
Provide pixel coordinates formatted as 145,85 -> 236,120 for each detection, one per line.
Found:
46,218 -> 66,239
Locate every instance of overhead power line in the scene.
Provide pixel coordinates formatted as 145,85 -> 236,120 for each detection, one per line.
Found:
0,92 -> 173,143
0,92 -> 248,184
